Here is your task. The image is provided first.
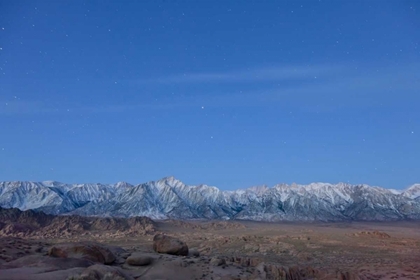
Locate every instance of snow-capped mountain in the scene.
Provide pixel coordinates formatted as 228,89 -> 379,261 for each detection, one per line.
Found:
1,177 -> 420,221
401,184 -> 420,200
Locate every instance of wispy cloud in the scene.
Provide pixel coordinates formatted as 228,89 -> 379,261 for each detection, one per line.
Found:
140,64 -> 343,84
2,63 -> 418,115
0,99 -> 187,116
0,100 -> 51,115
153,62 -> 420,111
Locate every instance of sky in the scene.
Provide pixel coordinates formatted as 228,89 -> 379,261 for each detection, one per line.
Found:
0,0 -> 419,190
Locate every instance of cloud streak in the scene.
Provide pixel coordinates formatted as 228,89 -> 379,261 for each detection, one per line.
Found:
2,63 -> 419,115
0,99 -> 189,116
139,64 -> 343,84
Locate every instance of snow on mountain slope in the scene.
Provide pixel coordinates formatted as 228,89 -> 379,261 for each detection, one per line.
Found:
0,181 -> 71,213
0,177 -> 419,221
402,184 -> 420,199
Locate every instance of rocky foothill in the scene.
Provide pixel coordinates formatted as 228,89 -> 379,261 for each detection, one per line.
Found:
0,207 -> 156,239
166,220 -> 246,231
352,231 -> 391,238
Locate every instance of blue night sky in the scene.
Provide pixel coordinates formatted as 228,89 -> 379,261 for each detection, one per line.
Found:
0,1 -> 419,190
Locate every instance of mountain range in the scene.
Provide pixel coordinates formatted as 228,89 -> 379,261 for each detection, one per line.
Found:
1,177 -> 420,221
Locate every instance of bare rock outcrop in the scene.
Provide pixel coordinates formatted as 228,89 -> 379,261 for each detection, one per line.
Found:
228,256 -> 262,267
166,220 -> 246,231
2,255 -> 94,270
73,264 -> 134,280
354,230 -> 391,238
0,223 -> 37,236
210,256 -> 226,266
188,248 -> 200,257
48,242 -> 116,264
0,255 -> 92,280
152,234 -> 188,256
255,262 -> 360,280
125,254 -> 153,266
0,207 -> 156,239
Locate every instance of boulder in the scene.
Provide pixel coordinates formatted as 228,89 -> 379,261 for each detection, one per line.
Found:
126,254 -> 153,266
48,242 -> 116,264
188,248 -> 200,257
152,234 -> 188,256
210,257 -> 226,266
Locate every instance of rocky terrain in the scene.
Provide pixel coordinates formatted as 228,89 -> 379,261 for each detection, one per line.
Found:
1,208 -> 420,279
1,178 -> 420,221
0,207 -> 156,239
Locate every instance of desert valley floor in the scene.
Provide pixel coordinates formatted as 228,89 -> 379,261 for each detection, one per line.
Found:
0,211 -> 420,280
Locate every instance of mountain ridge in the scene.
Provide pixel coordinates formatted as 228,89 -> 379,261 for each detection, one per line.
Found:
1,177 -> 419,221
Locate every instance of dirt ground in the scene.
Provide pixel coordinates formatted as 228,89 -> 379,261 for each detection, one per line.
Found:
152,220 -> 420,279
1,219 -> 420,279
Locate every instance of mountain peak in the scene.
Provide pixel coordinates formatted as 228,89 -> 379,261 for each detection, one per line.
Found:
115,181 -> 132,188
406,183 -> 420,190
402,184 -> 420,199
245,185 -> 269,194
158,176 -> 182,184
41,180 -> 61,186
